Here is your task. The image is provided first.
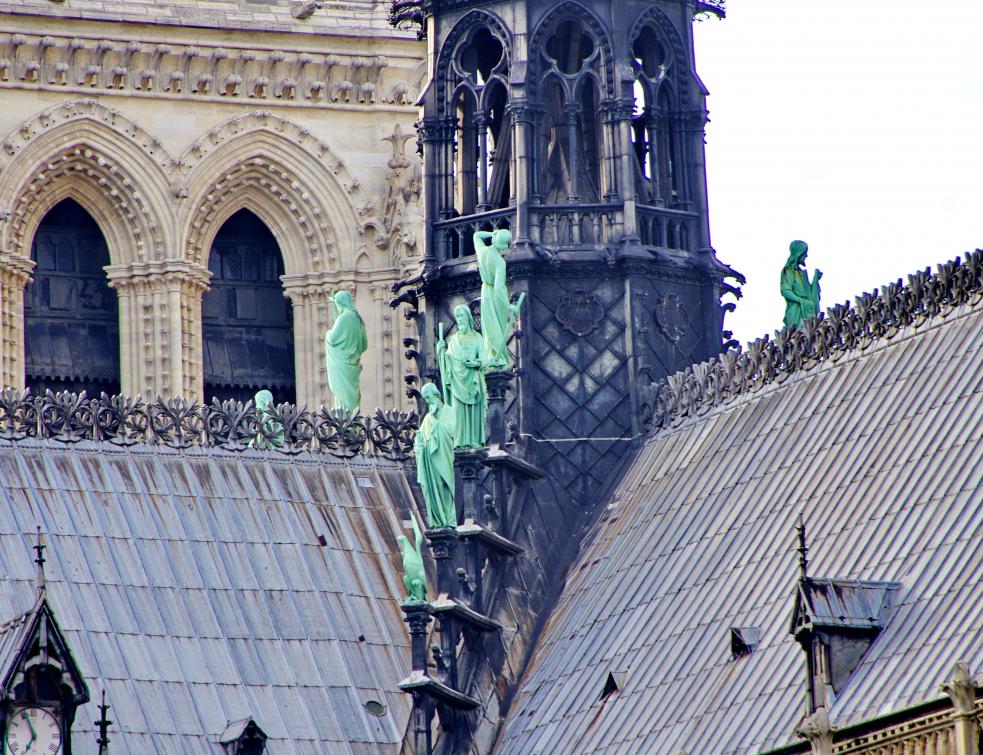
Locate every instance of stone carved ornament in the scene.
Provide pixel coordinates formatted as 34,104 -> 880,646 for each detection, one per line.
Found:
0,390 -> 418,461
639,250 -> 983,432
555,289 -> 604,337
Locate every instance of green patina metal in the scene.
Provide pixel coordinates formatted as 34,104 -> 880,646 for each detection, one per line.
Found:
398,512 -> 428,604
437,306 -> 487,449
474,229 -> 521,371
248,389 -> 284,449
414,383 -> 458,528
781,240 -> 822,329
324,290 -> 368,411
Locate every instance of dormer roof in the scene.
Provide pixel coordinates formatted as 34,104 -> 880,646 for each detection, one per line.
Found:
790,577 -> 901,637
0,594 -> 89,706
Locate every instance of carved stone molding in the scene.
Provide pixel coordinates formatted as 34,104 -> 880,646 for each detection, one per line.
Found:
639,250 -> 983,432
0,31 -> 415,108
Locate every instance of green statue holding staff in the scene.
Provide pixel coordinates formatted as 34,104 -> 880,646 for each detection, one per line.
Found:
437,305 -> 487,448
248,389 -> 284,449
324,290 -> 368,411
474,228 -> 521,370
397,512 -> 428,604
781,240 -> 822,329
414,382 -> 457,528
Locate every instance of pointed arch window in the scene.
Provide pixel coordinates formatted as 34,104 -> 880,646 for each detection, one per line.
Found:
448,24 -> 512,219
630,24 -> 680,207
538,19 -> 605,204
23,199 -> 120,397
202,209 -> 295,405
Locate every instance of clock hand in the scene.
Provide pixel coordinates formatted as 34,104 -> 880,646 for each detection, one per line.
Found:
21,710 -> 37,751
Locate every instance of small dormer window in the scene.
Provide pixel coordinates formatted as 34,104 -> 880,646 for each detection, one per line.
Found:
220,717 -> 268,755
790,577 -> 900,712
730,626 -> 760,658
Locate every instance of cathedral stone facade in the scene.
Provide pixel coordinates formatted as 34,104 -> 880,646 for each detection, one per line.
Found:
0,0 -> 424,410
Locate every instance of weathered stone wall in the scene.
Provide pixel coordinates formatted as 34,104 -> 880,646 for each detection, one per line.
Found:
0,4 -> 425,410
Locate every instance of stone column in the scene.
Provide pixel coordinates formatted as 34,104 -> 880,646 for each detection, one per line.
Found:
0,251 -> 34,390
105,260 -> 209,400
615,97 -> 639,241
282,275 -> 334,410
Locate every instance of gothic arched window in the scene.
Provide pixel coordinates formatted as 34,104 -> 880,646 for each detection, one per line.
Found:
630,22 -> 679,207
537,17 -> 606,204
445,22 -> 511,218
24,198 -> 120,397
202,209 -> 295,405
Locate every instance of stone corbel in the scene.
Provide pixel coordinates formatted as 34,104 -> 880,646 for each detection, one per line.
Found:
942,661 -> 980,755
796,707 -> 833,755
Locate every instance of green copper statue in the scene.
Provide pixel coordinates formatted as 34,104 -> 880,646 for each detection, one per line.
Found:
437,305 -> 487,448
324,290 -> 368,411
474,229 -> 521,370
249,389 -> 284,449
781,240 -> 822,329
397,513 -> 428,604
414,383 -> 457,528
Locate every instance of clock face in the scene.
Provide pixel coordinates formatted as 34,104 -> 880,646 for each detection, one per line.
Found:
5,707 -> 61,754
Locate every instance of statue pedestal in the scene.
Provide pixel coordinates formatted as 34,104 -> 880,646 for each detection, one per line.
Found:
484,369 -> 514,447
425,526 -> 460,595
401,602 -> 433,672
454,448 -> 488,523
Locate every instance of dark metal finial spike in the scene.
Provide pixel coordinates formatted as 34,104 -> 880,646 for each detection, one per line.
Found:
96,689 -> 112,753
33,526 -> 46,593
796,513 -> 808,579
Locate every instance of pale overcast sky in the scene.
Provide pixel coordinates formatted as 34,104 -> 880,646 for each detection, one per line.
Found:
693,1 -> 983,344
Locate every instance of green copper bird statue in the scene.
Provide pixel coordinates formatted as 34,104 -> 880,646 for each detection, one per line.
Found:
398,513 -> 428,604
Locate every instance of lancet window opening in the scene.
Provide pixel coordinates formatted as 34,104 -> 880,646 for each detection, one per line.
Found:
201,209 -> 295,405
535,17 -> 608,205
23,198 -> 120,397
630,23 -> 680,208
448,25 -> 511,222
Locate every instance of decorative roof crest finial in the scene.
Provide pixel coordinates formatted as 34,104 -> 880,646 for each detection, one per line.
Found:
796,513 -> 808,580
95,689 -> 112,755
33,526 -> 46,594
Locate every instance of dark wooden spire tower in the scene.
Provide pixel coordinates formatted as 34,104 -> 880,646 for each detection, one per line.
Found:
392,0 -> 739,501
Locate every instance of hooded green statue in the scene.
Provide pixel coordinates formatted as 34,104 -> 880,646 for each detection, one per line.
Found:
474,229 -> 520,371
781,240 -> 823,329
414,383 -> 457,528
397,513 -> 428,604
437,305 -> 487,448
248,389 -> 284,449
324,290 -> 368,411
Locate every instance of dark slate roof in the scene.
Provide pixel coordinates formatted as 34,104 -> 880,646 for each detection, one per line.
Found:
0,442 -> 420,753
496,293 -> 983,753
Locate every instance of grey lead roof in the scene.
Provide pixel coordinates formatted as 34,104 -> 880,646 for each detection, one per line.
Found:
0,443 -> 420,753
496,298 -> 982,754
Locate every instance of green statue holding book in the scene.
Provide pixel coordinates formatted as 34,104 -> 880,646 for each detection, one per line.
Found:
437,305 -> 487,448
781,240 -> 822,329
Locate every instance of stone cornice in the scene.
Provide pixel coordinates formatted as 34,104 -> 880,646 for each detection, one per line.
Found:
0,28 -> 421,110
640,249 -> 983,433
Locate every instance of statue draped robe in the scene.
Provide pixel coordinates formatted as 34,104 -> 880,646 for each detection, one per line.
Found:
325,309 -> 368,410
476,236 -> 511,371
439,329 -> 487,448
414,403 -> 457,528
781,266 -> 821,329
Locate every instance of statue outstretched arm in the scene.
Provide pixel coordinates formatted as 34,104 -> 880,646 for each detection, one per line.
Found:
473,230 -> 494,252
